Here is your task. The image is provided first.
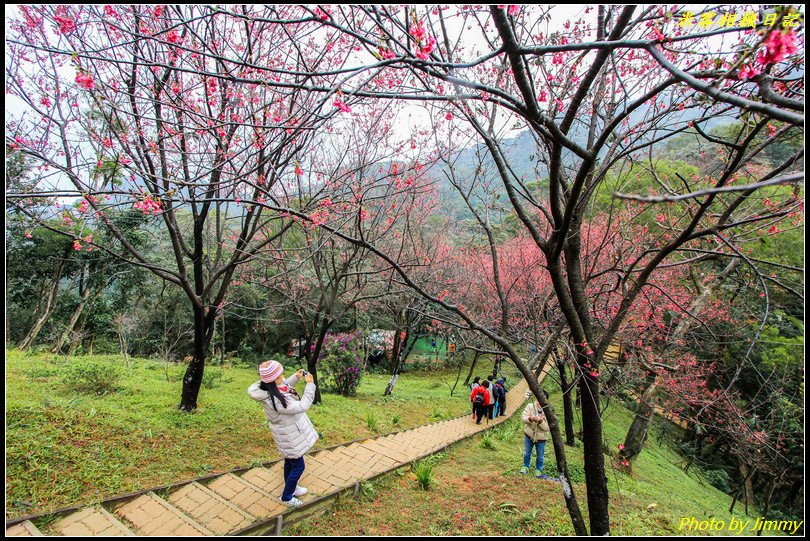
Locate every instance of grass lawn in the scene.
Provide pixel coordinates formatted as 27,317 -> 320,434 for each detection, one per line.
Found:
284,388 -> 763,536
4,349 -> 473,519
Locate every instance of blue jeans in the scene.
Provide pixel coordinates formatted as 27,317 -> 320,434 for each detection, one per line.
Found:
281,457 -> 305,501
523,435 -> 546,471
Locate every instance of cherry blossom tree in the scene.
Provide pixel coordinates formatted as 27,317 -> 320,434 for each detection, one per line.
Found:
5,5 -> 371,411
293,5 -> 804,534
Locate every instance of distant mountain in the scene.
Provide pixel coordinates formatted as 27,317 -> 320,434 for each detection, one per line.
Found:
428,97 -> 733,222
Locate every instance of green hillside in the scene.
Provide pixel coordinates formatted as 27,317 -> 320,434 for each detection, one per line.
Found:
4,351 -> 470,519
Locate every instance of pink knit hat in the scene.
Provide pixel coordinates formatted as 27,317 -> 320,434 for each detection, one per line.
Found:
259,360 -> 284,383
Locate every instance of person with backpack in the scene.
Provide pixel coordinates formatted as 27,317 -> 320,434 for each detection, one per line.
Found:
485,376 -> 497,421
469,376 -> 481,419
521,389 -> 552,478
248,360 -> 318,508
470,380 -> 491,424
493,378 -> 507,417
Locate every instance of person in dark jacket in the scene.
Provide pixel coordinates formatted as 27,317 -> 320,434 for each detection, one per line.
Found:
470,380 -> 491,424
485,377 -> 496,420
493,378 -> 507,417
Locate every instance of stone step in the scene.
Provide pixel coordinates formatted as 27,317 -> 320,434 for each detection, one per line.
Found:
240,464 -> 286,498
113,491 -> 214,536
206,473 -> 287,519
6,520 -> 45,536
168,482 -> 255,535
50,506 -> 135,536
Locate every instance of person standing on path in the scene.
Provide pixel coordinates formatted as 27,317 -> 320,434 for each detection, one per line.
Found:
248,360 -> 318,508
521,389 -> 551,478
485,377 -> 496,421
470,380 -> 491,424
494,378 -> 507,417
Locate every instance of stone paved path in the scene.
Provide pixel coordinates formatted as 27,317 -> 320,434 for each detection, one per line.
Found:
6,375 -> 539,536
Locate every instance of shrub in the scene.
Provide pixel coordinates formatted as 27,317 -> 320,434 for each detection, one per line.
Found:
544,456 -> 584,483
701,468 -> 732,493
201,368 -> 231,389
413,459 -> 434,490
494,421 -> 519,442
319,332 -> 365,396
429,409 -> 445,421
23,362 -> 60,380
481,432 -> 496,450
358,480 -> 377,500
61,361 -> 121,395
366,412 -> 379,432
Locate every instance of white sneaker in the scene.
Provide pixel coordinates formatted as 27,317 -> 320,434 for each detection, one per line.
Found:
293,485 -> 308,497
279,496 -> 303,508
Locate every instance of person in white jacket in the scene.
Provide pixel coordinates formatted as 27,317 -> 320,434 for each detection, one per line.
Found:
248,360 -> 319,508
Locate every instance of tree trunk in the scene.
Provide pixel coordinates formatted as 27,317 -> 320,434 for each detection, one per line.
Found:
384,329 -> 409,396
464,351 -> 481,387
449,350 -> 465,397
757,479 -> 777,536
740,462 -> 755,510
178,304 -> 212,411
19,246 -> 69,350
119,332 -> 130,368
306,318 -> 332,404
389,326 -> 402,373
556,355 -> 576,446
620,371 -> 658,461
579,369 -> 610,535
67,325 -> 83,356
52,265 -> 93,354
730,462 -> 757,514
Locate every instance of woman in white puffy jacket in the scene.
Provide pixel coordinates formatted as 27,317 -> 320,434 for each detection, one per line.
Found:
248,360 -> 319,508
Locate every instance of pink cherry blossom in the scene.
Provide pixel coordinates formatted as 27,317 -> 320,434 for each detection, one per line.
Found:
378,47 -> 396,60
333,99 -> 351,113
756,30 -> 799,66
133,195 -> 162,215
75,72 -> 95,90
738,63 -> 761,80
54,15 -> 76,34
409,21 -> 427,41
415,35 -> 436,60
